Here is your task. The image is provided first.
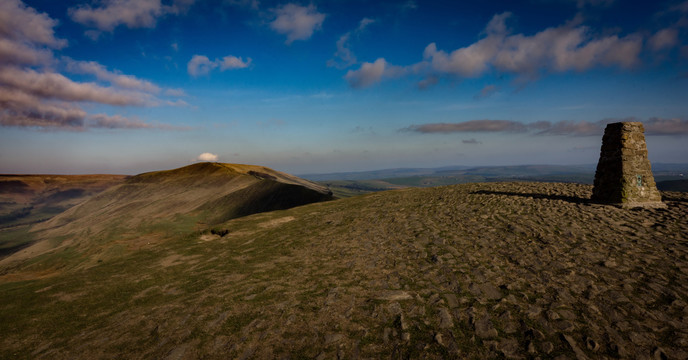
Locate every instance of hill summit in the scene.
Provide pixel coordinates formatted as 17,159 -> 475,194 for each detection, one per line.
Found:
18,162 -> 332,256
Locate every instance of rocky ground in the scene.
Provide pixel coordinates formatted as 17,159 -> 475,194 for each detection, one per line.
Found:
1,181 -> 687,359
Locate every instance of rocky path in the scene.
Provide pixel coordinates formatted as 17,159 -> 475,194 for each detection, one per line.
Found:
2,182 -> 687,359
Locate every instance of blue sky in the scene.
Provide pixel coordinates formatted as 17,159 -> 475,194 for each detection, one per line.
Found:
1,0 -> 687,175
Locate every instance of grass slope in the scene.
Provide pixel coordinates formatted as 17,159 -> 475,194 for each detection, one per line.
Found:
1,182 -> 686,359
0,174 -> 127,257
1,163 -> 332,263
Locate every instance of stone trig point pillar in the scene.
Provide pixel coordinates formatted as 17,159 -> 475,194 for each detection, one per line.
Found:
591,122 -> 666,208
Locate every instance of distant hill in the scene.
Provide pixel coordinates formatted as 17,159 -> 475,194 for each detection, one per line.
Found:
0,174 -> 127,226
310,163 -> 688,197
7,163 -> 332,261
299,166 -> 472,181
657,179 -> 688,192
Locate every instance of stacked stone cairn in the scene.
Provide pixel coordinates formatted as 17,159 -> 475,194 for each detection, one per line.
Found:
591,122 -> 666,208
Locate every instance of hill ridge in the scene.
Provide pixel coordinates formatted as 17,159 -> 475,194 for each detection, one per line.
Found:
3,162 -> 332,264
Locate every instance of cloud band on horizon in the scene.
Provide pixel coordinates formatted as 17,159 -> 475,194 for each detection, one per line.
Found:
402,118 -> 688,136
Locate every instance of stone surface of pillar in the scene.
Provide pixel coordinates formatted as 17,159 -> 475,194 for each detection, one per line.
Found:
591,122 -> 666,208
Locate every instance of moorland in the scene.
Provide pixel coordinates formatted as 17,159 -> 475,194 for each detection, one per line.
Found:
1,163 -> 687,359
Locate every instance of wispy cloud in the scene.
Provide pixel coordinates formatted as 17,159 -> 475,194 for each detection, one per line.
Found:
474,84 -> 499,99
643,117 -> 688,135
64,58 -> 161,93
402,118 -> 688,136
403,120 -> 528,133
269,4 -> 325,44
328,18 -> 375,69
572,0 -> 615,8
648,28 -> 678,51
400,0 -> 418,12
69,0 -> 196,35
224,0 -> 260,10
533,120 -> 601,136
187,54 -> 251,77
417,75 -> 439,90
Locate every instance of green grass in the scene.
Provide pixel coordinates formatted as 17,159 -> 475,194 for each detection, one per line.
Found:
0,226 -> 34,257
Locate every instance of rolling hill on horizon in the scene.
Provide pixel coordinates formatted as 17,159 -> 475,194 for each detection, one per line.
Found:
303,163 -> 688,197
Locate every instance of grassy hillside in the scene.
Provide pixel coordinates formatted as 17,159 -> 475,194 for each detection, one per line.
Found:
0,174 -> 127,257
1,163 -> 332,263
0,174 -> 127,227
1,181 -> 686,359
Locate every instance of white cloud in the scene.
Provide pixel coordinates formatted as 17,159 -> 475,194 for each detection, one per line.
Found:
220,55 -> 252,70
0,0 -> 180,131
350,12 -> 650,89
65,59 -> 161,93
0,66 -> 148,106
0,0 -> 64,67
196,152 -> 219,162
345,58 -> 389,88
0,0 -> 66,48
648,28 -> 678,51
187,55 -> 216,77
187,54 -> 251,77
0,38 -> 53,66
164,88 -> 187,97
69,0 -> 164,31
644,117 -> 688,135
425,13 -> 643,80
345,57 -> 424,88
69,0 -> 196,32
270,4 -> 325,44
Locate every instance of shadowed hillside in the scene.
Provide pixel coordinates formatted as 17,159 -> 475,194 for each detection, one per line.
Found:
0,174 -> 128,257
0,181 -> 686,359
0,174 -> 128,227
